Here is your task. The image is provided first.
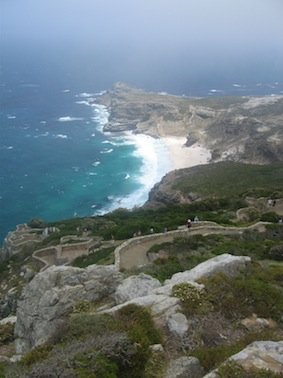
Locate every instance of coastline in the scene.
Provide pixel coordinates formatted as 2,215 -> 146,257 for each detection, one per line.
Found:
161,136 -> 211,170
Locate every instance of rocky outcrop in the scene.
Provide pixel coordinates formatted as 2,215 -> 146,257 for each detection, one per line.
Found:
1,224 -> 44,261
15,265 -> 123,355
204,340 -> 283,377
164,254 -> 251,285
114,273 -> 161,304
14,253 -> 251,356
164,356 -> 204,378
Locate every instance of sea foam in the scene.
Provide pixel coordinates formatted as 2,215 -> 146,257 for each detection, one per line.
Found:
57,116 -> 84,122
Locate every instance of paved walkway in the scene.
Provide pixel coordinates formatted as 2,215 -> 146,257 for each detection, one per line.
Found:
115,221 -> 269,270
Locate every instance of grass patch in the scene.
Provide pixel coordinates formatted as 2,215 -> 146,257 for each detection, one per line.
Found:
191,329 -> 282,372
72,246 -> 115,268
218,360 -> 283,378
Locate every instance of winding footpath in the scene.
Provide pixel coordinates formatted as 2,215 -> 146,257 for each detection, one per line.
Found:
115,221 -> 269,270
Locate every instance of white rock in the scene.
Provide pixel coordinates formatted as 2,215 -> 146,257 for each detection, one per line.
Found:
0,315 -> 17,325
167,313 -> 189,337
15,264 -> 123,354
114,273 -> 161,304
165,254 -> 251,285
203,340 -> 283,377
230,340 -> 283,373
165,356 -> 204,378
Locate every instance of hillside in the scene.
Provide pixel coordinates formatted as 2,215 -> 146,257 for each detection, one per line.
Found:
1,161 -> 283,376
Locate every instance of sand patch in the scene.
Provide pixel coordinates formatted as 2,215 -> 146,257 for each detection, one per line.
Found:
162,137 -> 211,170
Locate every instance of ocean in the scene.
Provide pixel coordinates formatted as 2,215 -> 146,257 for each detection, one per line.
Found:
1,45 -> 283,243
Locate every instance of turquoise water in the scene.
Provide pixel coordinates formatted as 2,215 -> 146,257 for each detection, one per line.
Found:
0,78 -> 171,242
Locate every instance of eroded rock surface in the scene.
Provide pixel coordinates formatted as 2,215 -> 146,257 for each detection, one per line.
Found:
114,273 -> 161,304
204,340 -> 283,377
15,265 -> 123,354
164,356 -> 204,378
165,254 -> 251,285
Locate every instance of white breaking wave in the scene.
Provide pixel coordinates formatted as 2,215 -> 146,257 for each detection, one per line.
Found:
62,89 -> 70,93
77,92 -> 95,98
100,148 -> 113,154
97,133 -> 172,215
7,115 -> 16,119
91,104 -> 109,132
209,89 -> 224,93
92,161 -> 101,167
55,134 -> 68,139
57,116 -> 84,122
75,100 -> 90,106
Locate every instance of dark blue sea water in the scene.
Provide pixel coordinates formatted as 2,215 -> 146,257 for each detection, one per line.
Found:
1,43 -> 283,243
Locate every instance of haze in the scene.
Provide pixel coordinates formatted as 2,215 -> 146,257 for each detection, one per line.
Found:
1,0 -> 283,92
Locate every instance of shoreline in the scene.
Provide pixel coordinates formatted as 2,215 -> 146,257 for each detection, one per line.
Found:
160,136 -> 211,171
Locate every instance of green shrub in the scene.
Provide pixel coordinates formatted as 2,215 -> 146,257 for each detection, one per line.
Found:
0,323 -> 14,345
218,360 -> 283,378
74,352 -> 118,378
63,313 -> 119,342
192,329 -> 282,372
116,304 -> 162,346
72,247 -> 115,267
201,271 -> 283,321
260,212 -> 279,223
21,344 -> 53,367
266,244 -> 283,261
172,283 -> 212,315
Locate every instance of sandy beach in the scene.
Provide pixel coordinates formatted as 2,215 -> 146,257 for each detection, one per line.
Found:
162,136 -> 211,170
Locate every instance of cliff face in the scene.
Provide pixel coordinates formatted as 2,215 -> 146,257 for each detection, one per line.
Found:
96,82 -> 283,165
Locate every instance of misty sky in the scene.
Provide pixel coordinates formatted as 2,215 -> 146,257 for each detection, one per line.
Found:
1,0 -> 283,92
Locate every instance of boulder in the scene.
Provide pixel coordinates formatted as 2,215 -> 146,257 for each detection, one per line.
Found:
114,273 -> 161,304
15,264 -> 123,354
204,340 -> 283,377
230,340 -> 283,373
0,315 -> 17,325
167,313 -> 189,337
165,356 -> 204,378
165,254 -> 251,285
240,314 -> 277,332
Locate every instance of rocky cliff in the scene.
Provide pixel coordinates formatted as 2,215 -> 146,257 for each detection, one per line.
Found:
96,82 -> 283,165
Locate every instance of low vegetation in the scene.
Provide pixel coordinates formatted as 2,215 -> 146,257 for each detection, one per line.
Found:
2,304 -> 163,378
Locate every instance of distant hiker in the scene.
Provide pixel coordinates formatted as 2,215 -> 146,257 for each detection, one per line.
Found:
138,230 -> 142,236
268,199 -> 273,207
278,218 -> 283,224
187,219 -> 192,228
273,200 -> 276,207
150,227 -> 154,234
163,227 -> 168,233
194,216 -> 199,223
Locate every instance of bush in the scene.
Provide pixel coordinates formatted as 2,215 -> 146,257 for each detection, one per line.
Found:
267,244 -> 283,261
192,329 -> 282,373
201,272 -> 283,321
218,360 -> 283,378
21,344 -> 53,367
0,323 -> 14,345
172,283 -> 212,315
260,212 -> 279,223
